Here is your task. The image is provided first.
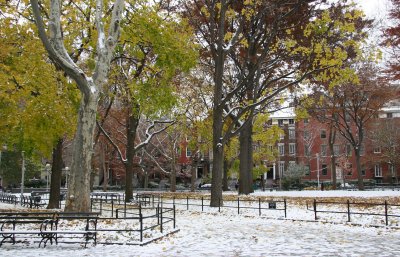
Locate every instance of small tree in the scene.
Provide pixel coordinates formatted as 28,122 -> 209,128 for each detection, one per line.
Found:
281,163 -> 307,190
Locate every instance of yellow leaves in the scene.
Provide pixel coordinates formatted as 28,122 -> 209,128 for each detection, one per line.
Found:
224,32 -> 233,42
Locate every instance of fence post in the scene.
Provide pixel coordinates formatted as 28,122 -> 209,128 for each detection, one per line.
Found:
284,199 -> 287,218
111,199 -> 114,218
385,200 -> 388,226
313,199 -> 317,220
157,204 -> 160,225
173,205 -> 176,229
116,209 -> 119,219
237,197 -> 240,214
100,199 -> 103,215
124,199 -> 127,218
347,199 -> 351,222
160,205 -> 163,234
259,198 -> 261,216
173,196 -> 175,206
187,196 -> 189,210
219,198 -> 221,213
201,197 -> 204,212
139,206 -> 143,242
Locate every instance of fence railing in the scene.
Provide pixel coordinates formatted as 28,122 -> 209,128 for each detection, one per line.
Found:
89,200 -> 176,245
307,199 -> 400,226
156,195 -> 287,218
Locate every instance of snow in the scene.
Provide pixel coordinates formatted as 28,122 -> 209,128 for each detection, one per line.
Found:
1,190 -> 400,256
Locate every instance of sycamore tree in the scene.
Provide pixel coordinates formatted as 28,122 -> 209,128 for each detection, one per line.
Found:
30,0 -> 125,212
183,0 -> 371,205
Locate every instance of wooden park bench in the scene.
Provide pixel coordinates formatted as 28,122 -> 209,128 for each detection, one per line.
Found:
0,212 -> 99,247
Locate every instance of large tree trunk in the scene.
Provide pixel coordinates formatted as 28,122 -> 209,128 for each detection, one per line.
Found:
125,111 -> 139,202
65,92 -> 98,212
239,119 -> 254,195
31,0 -> 125,213
223,159 -> 229,191
47,138 -> 63,209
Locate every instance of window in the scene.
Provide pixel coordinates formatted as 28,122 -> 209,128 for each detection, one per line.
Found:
321,164 -> 328,176
304,145 -> 311,157
389,164 -> 395,177
267,144 -> 273,153
279,132 -> 285,140
303,130 -> 310,139
373,147 -> 381,153
278,119 -> 284,126
186,147 -> 192,157
279,161 -> 285,177
305,165 -> 310,175
387,113 -> 393,119
320,130 -> 326,139
359,144 -> 365,156
346,144 -> 352,156
333,145 -> 340,156
288,119 -> 295,125
374,164 -> 382,177
304,118 -> 309,124
361,166 -> 366,176
289,143 -> 296,155
278,143 -> 285,156
320,144 -> 327,157
289,129 -> 295,139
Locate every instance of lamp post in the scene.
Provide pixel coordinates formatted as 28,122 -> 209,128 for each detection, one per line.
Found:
45,163 -> 51,189
20,151 -> 25,206
65,166 -> 70,188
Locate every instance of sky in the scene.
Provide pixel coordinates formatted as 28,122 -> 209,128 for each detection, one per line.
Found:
354,0 -> 392,20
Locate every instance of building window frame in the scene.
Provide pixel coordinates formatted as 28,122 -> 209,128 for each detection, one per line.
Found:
320,144 -> 327,157
374,164 -> 382,177
289,143 -> 296,156
289,129 -> 295,139
278,143 -> 285,156
320,130 -> 327,139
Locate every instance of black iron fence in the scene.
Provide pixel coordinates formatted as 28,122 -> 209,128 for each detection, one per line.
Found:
307,199 -> 400,226
156,195 -> 287,218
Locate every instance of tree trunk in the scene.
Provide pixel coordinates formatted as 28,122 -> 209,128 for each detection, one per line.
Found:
328,126 -> 337,189
223,159 -> 229,191
99,142 -> 108,192
190,163 -> 196,192
47,138 -> 63,209
65,91 -> 98,212
355,148 -> 364,190
169,141 -> 176,192
238,119 -> 254,195
125,111 -> 139,202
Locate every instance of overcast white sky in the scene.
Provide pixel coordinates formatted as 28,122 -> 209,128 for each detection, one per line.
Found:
354,0 -> 392,20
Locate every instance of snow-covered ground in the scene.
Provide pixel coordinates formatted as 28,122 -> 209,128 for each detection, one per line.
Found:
1,190 -> 400,257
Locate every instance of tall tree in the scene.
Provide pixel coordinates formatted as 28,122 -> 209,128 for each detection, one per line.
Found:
308,62 -> 397,190
30,0 -> 125,212
184,0 -> 370,204
96,2 -> 197,201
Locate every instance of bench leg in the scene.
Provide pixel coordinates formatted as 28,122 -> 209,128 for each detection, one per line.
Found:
0,233 -> 15,246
